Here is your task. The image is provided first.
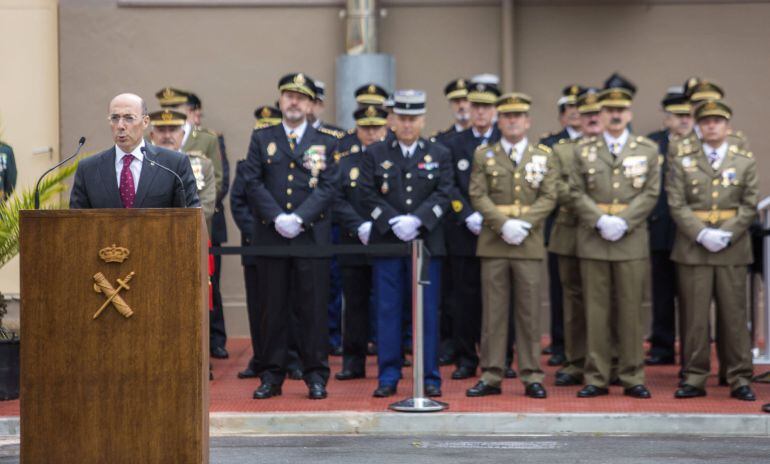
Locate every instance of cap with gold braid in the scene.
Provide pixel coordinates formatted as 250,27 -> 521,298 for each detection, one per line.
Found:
467,81 -> 501,105
278,72 -> 316,99
254,105 -> 282,128
149,109 -> 187,127
156,87 -> 190,108
354,105 -> 388,126
599,88 -> 633,109
558,84 -> 585,106
496,92 -> 531,113
686,79 -> 724,103
661,86 -> 691,115
694,99 -> 732,121
444,78 -> 469,100
577,88 -> 601,114
355,83 -> 389,105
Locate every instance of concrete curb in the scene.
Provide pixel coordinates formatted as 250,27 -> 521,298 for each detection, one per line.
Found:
1,412 -> 767,437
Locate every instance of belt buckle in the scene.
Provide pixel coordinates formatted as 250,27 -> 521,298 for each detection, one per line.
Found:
708,210 -> 719,225
510,205 -> 521,217
609,204 -> 621,215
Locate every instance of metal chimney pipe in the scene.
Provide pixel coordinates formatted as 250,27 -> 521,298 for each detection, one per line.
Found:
346,0 -> 377,55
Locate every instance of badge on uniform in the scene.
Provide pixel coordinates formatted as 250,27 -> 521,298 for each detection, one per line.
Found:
381,160 -> 393,170
485,150 -> 494,159
721,168 -> 737,187
190,157 -> 205,190
452,200 -> 463,213
303,145 -> 327,188
350,166 -> 360,187
457,159 -> 470,171
418,161 -> 439,170
524,155 -> 548,189
351,144 -> 360,154
623,155 -> 648,188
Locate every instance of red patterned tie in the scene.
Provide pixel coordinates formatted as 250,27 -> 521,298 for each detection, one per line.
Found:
119,154 -> 136,208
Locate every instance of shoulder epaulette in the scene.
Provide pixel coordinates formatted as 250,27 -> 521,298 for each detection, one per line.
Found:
537,143 -> 552,154
347,128 -> 356,135
319,127 -> 344,139
578,136 -> 597,145
634,135 -> 657,148
334,150 -> 351,162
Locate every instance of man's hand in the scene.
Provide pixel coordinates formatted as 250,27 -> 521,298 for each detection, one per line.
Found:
275,213 -> 303,239
697,228 -> 733,253
596,214 -> 628,242
357,221 -> 372,245
465,211 -> 483,236
501,219 -> 532,246
389,215 -> 422,242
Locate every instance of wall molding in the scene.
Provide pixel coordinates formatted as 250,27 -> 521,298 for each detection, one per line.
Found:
117,0 -> 770,7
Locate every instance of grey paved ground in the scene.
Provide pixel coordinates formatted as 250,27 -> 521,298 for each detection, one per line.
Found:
2,434 -> 769,463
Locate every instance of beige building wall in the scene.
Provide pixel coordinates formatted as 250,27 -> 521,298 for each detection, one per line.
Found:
0,0 -> 60,296
57,1 -> 770,336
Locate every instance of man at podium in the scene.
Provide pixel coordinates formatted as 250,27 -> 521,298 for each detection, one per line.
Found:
70,93 -> 200,209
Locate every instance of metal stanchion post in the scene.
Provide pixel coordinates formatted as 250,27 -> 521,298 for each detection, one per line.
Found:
389,240 -> 447,412
756,200 -> 770,364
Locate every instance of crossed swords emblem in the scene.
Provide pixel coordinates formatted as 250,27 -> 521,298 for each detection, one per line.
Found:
92,271 -> 135,320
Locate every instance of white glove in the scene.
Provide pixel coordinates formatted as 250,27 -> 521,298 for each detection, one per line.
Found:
388,215 -> 422,242
357,221 -> 372,245
596,215 -> 628,242
501,219 -> 532,246
697,228 -> 733,253
275,213 -> 303,239
465,211 -> 483,236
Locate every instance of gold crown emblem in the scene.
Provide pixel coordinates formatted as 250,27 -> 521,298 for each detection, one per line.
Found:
585,94 -> 598,104
368,84 -> 377,94
570,85 -> 579,95
162,87 -> 175,98
704,101 -> 718,110
365,106 -> 377,117
99,244 -> 130,263
294,73 -> 306,85
260,107 -> 272,118
161,111 -> 173,120
477,83 -> 486,92
610,90 -> 625,100
457,79 -> 465,89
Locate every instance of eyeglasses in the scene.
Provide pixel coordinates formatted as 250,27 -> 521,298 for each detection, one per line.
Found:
108,114 -> 143,125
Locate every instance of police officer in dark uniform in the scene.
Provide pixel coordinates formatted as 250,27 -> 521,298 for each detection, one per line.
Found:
443,80 -> 502,380
244,73 -> 341,400
645,86 -> 693,366
333,105 -> 389,380
0,140 -> 17,201
434,78 -> 472,145
539,85 -> 584,367
360,90 -> 453,398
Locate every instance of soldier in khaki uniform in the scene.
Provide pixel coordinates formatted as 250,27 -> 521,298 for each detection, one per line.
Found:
569,83 -> 660,399
548,88 -> 604,386
148,109 -> 216,229
666,100 -> 757,402
467,93 -> 557,399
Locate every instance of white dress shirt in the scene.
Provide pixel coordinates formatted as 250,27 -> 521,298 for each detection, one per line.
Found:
603,129 -> 630,156
703,141 -> 728,170
115,139 -> 145,191
501,136 -> 528,166
566,126 -> 582,140
181,122 -> 192,148
283,119 -> 308,146
399,141 -> 418,158
472,126 -> 494,142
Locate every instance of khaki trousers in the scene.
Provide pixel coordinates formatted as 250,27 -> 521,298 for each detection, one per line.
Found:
558,255 -> 585,378
677,264 -> 753,390
581,258 -> 647,388
479,258 -> 544,387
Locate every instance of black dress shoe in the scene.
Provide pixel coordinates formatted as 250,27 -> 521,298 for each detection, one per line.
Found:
624,384 -> 652,399
438,354 -> 456,366
330,346 -> 343,356
402,356 -> 412,367
610,377 -> 621,386
425,385 -> 442,397
675,384 -> 706,399
211,346 -> 229,359
719,377 -> 729,387
308,383 -> 327,400
367,343 -> 377,356
542,345 -> 554,355
237,367 -> 259,379
577,385 -> 609,398
731,385 -> 756,401
451,365 -> 476,380
505,367 -> 518,379
645,355 -> 675,366
373,385 -> 397,398
547,353 -> 566,367
253,383 -> 282,399
554,372 -> 581,386
466,380 -> 502,397
288,368 -> 304,380
762,403 -> 770,413
335,369 -> 365,381
525,382 -> 547,399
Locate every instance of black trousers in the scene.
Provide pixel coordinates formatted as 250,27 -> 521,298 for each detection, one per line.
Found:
448,255 -> 482,369
547,251 -> 564,353
210,254 -> 227,349
649,250 -> 677,359
439,256 -> 455,357
243,264 -> 260,372
257,257 -> 331,386
340,264 -> 372,373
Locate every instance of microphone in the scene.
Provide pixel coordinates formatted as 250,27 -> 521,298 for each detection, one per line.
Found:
34,136 -> 86,209
140,146 -> 188,207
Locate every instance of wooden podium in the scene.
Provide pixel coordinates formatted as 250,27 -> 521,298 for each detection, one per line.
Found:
19,209 -> 209,463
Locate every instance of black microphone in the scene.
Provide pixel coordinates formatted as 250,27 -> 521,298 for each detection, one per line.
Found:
34,136 -> 86,210
140,146 -> 188,208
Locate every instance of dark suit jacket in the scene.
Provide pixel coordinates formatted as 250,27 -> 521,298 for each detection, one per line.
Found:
69,144 -> 200,209
242,122 -> 340,250
230,160 -> 256,266
333,133 -> 372,266
211,133 -> 230,245
647,128 -> 676,251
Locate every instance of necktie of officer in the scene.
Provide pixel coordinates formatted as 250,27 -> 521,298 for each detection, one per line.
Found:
403,149 -> 412,159
508,147 -> 517,167
288,131 -> 298,151
119,154 -> 136,208
610,142 -> 621,156
708,150 -> 720,169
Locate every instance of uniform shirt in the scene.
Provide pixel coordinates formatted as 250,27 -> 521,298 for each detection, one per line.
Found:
472,126 -> 494,144
703,141 -> 728,170
181,122 -> 192,148
399,141 -> 418,158
500,136 -> 528,166
114,139 -> 145,191
566,126 -> 582,140
603,129 -> 630,156
283,120 -> 308,146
